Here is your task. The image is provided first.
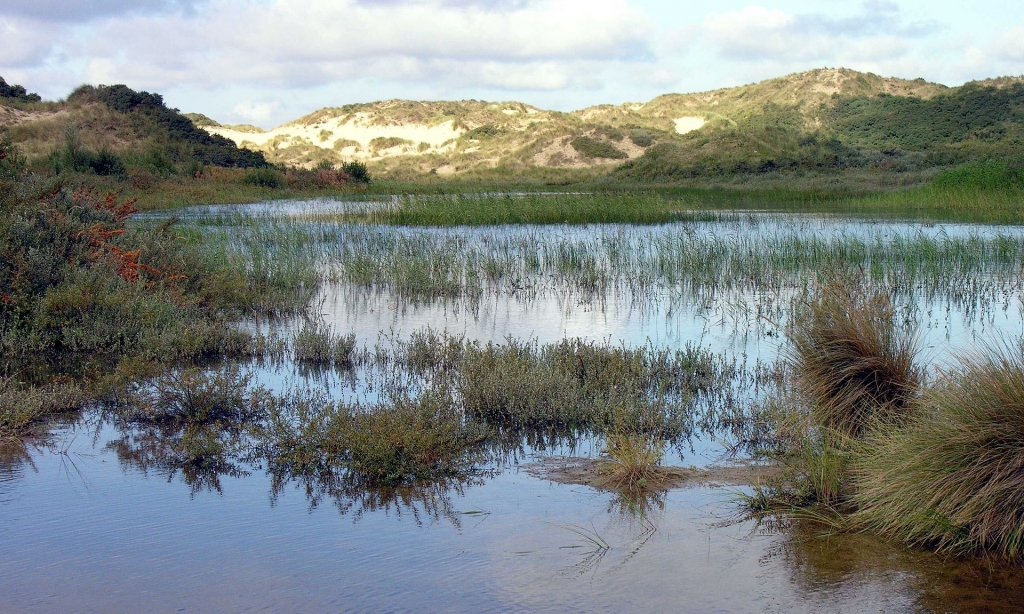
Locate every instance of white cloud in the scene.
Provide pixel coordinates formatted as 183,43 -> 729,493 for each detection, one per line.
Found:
77,0 -> 651,92
231,100 -> 282,123
0,18 -> 65,68
2,0 -> 207,22
994,24 -> 1024,62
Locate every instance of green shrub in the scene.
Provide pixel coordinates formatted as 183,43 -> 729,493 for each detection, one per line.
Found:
629,129 -> 656,147
570,136 -> 628,160
341,160 -> 370,183
122,366 -> 266,427
933,160 -> 1024,191
339,389 -> 489,485
0,76 -> 41,102
242,167 -> 285,188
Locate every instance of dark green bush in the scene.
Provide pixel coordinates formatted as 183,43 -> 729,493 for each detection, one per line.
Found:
341,160 -> 371,183
570,136 -> 628,160
0,76 -> 41,103
242,167 -> 286,188
69,84 -> 268,168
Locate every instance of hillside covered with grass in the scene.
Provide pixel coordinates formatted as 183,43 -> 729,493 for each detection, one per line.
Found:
182,67 -> 1024,190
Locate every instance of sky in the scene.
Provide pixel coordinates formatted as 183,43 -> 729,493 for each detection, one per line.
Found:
2,0 -> 1023,127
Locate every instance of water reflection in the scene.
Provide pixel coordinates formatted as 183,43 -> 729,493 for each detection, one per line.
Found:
758,516 -> 1024,614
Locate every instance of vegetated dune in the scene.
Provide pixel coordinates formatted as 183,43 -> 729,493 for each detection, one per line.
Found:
196,67 -> 977,178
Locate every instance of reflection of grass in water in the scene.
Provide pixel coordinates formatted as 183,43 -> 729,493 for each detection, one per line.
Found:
761,516 -> 1024,614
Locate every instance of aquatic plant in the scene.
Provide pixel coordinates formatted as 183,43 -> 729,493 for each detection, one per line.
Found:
0,376 -> 85,438
293,321 -> 357,367
338,389 -> 489,486
124,366 -> 266,427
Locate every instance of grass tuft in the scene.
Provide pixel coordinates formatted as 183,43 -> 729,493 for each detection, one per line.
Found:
852,340 -> 1024,560
788,281 -> 921,438
597,432 -> 667,493
293,322 -> 357,367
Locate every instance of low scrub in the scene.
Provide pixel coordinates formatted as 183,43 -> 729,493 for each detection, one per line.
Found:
122,366 -> 267,427
570,136 -> 627,160
242,167 -> 286,188
338,389 -> 490,486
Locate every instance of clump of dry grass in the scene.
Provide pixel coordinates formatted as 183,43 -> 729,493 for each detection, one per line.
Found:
788,281 -> 921,438
852,340 -> 1024,560
597,432 -> 667,493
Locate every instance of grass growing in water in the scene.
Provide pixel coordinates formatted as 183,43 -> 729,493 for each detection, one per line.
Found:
293,321 -> 357,367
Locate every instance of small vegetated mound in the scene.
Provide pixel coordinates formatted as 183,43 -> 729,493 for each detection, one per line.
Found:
0,376 -> 86,438
756,279 -> 1024,562
597,431 -> 668,494
852,341 -> 1024,560
254,386 -> 489,488
570,136 -> 628,160
748,281 -> 921,512
339,389 -> 490,486
122,366 -> 267,428
458,337 -> 728,439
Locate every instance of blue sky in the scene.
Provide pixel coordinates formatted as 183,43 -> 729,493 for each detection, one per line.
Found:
2,0 -> 1022,127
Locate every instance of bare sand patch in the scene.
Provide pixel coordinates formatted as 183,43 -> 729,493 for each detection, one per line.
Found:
673,116 -> 706,135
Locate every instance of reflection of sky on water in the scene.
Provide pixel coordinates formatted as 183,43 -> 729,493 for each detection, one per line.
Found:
2,426 -> 1021,613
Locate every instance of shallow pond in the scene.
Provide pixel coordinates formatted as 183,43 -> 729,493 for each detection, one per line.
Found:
4,201 -> 1024,612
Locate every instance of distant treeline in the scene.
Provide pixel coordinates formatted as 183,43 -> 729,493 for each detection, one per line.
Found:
0,77 -> 41,103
